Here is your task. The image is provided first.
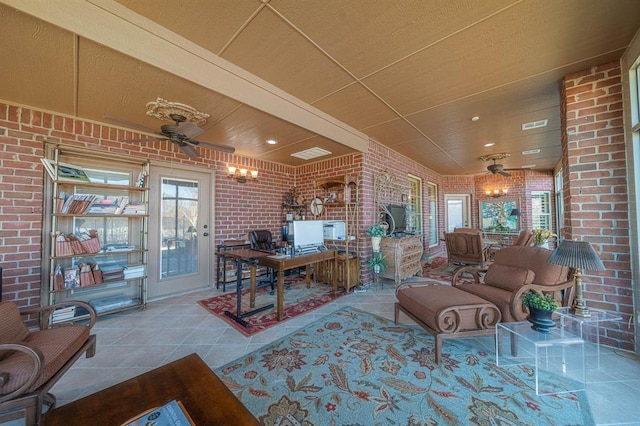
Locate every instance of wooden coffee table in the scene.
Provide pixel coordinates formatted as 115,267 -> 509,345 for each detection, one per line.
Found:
44,353 -> 259,425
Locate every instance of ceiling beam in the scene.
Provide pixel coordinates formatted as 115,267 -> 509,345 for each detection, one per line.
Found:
3,0 -> 369,152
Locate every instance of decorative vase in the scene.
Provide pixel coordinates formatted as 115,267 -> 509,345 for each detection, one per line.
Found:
371,237 -> 382,251
527,307 -> 556,333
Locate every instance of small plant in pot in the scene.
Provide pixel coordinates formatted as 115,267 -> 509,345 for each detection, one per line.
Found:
366,252 -> 386,274
366,223 -> 387,251
522,291 -> 559,333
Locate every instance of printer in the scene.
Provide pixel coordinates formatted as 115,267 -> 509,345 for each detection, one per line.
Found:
323,220 -> 346,240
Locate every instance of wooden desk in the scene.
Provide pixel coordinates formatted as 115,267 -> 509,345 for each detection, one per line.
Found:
223,249 -> 337,322
256,249 -> 337,320
44,353 -> 258,425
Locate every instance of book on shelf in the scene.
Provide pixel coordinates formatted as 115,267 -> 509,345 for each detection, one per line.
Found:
123,265 -> 146,279
51,306 -> 76,322
40,158 -> 91,183
123,399 -> 194,426
103,244 -> 137,252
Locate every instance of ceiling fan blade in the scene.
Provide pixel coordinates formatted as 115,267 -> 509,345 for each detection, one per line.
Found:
177,121 -> 204,139
178,143 -> 200,158
189,139 -> 236,154
104,116 -> 157,134
503,167 -> 531,171
498,170 -> 512,177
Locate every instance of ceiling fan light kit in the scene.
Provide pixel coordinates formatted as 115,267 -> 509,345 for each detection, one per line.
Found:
146,97 -> 210,126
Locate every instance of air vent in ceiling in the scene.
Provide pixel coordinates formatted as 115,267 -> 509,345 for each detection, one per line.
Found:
522,149 -> 541,155
521,120 -> 548,131
291,147 -> 332,160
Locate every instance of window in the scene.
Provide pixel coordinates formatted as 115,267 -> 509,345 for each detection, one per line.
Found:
427,182 -> 438,246
407,175 -> 423,235
531,191 -> 551,231
554,171 -> 564,240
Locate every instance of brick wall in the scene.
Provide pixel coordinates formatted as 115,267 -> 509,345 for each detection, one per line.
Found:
0,102 -> 292,306
563,61 -> 634,350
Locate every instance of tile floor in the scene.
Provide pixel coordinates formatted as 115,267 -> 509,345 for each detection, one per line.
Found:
45,281 -> 640,425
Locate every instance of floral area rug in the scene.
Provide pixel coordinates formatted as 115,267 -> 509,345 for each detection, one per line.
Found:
216,306 -> 594,425
198,278 -> 346,336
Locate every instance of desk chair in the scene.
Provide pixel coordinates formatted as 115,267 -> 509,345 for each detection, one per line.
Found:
249,230 -> 276,293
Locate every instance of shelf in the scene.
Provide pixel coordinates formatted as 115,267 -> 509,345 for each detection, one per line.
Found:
49,276 -> 147,293
53,213 -> 148,218
54,181 -> 148,192
51,249 -> 146,260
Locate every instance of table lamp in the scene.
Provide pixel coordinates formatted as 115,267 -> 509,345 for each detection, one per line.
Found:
547,239 -> 605,318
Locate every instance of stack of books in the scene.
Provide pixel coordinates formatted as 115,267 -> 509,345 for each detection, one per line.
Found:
56,193 -> 98,214
100,264 -> 125,282
122,203 -> 146,215
123,265 -> 145,280
51,306 -> 76,323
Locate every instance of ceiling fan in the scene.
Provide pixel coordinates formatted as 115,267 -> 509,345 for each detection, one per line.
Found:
480,153 -> 530,177
105,113 -> 235,158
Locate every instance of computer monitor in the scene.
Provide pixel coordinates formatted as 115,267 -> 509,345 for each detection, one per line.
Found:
291,220 -> 324,250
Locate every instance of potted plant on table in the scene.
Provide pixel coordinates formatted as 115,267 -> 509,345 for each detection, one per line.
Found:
522,291 -> 560,333
366,252 -> 387,274
532,229 -> 557,248
366,223 -> 387,251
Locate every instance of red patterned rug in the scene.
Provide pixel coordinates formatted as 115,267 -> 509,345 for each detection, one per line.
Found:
197,278 -> 347,336
422,256 -> 481,285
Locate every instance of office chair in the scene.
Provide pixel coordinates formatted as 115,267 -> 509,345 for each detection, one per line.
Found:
249,230 -> 276,294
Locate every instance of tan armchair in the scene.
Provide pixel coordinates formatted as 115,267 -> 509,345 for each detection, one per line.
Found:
0,301 -> 97,425
444,231 -> 487,268
452,246 -> 575,322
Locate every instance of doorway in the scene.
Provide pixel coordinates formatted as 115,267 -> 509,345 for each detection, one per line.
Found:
445,194 -> 471,232
147,165 -> 213,300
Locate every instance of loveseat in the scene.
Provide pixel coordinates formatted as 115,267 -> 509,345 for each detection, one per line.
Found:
452,245 -> 575,322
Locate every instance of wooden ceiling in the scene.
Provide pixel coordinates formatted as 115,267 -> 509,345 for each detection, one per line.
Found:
1,0 -> 639,174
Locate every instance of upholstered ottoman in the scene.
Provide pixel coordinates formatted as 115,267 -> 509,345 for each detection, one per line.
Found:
395,283 -> 501,363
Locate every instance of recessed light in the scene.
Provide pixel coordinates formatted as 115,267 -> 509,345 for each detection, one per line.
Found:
266,139 -> 277,145
484,142 -> 495,147
471,116 -> 480,122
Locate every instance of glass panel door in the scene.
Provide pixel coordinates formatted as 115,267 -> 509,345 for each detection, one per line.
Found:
147,166 -> 212,300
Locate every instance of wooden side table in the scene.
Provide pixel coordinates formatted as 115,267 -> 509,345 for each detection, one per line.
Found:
44,353 -> 259,425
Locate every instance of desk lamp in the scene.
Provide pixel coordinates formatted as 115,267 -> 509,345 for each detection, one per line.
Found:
547,239 -> 605,318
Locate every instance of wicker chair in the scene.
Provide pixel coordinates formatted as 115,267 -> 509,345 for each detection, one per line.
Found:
0,301 -> 97,425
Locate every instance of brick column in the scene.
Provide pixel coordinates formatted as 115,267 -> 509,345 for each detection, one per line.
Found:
562,61 -> 634,350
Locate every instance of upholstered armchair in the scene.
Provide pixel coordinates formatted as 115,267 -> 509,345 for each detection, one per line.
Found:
0,300 -> 97,425
452,246 -> 575,322
444,231 -> 487,268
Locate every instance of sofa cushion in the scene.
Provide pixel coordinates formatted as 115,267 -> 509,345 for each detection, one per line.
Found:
0,325 -> 90,394
0,302 -> 31,361
493,246 -> 569,286
483,264 -> 535,292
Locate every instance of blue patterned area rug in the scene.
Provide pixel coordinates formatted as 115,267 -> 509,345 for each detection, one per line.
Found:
216,306 -> 595,425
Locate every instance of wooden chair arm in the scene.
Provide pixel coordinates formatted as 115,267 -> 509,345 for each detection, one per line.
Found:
20,301 -> 97,330
509,279 -> 576,321
0,343 -> 44,403
451,266 -> 487,286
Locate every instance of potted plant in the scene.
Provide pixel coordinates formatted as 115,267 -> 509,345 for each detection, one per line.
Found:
532,229 -> 557,248
366,223 -> 387,251
522,291 -> 559,332
366,252 -> 386,274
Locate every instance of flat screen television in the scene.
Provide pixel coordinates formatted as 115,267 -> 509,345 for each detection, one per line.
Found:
386,204 -> 407,233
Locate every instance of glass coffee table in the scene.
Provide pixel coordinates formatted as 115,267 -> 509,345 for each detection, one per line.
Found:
556,307 -> 622,368
496,320 -> 585,395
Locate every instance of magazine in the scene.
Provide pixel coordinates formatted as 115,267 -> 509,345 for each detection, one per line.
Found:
40,158 -> 91,183
124,400 -> 194,426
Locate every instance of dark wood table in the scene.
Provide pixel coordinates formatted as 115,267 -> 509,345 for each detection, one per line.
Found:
44,353 -> 259,425
222,248 -> 337,322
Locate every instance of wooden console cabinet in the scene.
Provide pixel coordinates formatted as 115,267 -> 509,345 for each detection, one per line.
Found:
380,234 -> 424,285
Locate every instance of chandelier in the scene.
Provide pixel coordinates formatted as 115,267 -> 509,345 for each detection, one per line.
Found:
227,165 -> 258,183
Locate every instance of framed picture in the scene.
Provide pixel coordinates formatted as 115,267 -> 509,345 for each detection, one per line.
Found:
480,199 -> 518,233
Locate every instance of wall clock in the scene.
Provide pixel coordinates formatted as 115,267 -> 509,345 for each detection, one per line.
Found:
310,197 -> 324,217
